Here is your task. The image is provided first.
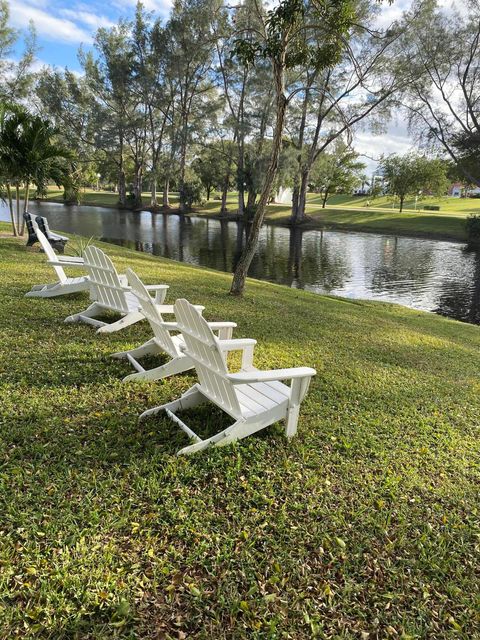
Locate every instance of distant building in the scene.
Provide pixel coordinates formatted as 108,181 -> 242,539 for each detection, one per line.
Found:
448,183 -> 480,197
449,183 -> 463,197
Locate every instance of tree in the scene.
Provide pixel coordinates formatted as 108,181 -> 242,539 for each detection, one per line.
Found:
0,104 -> 72,236
379,153 -> 448,212
0,1 -> 37,103
286,0 -> 422,225
403,0 -> 480,186
451,131 -> 480,186
310,142 -> 365,207
229,0 -> 356,296
166,0 -> 221,212
192,143 -> 225,200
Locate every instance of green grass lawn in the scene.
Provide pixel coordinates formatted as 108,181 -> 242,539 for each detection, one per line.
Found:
309,193 -> 480,214
1,226 -> 479,638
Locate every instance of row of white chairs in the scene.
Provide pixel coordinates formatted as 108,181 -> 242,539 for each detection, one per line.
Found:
25,224 -> 316,455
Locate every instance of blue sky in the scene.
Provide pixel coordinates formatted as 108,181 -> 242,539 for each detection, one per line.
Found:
9,0 -> 173,71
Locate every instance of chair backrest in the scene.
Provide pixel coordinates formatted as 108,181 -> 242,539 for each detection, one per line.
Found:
174,298 -> 241,416
126,268 -> 179,358
83,246 -> 130,314
35,216 -> 51,238
35,226 -> 67,283
23,212 -> 38,244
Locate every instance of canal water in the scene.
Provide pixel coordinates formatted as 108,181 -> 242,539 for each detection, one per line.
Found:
1,201 -> 478,324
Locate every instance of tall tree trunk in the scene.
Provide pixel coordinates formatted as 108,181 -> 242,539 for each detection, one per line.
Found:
118,169 -> 127,207
21,183 -> 30,235
118,131 -> 127,207
322,188 -> 329,208
24,183 -> 30,213
296,170 -> 310,222
291,184 -> 300,221
246,189 -> 256,219
6,185 -> 17,236
162,178 -> 170,208
15,185 -> 23,236
220,174 -> 230,216
290,76 -> 315,224
133,165 -> 143,209
178,115 -> 188,213
237,81 -> 246,218
230,60 -> 287,296
151,176 -> 158,208
399,195 -> 404,212
237,151 -> 245,217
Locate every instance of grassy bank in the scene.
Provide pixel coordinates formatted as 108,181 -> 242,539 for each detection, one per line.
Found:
0,226 -> 479,638
34,187 -> 478,242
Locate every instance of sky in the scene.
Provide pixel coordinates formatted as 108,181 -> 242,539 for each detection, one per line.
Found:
8,0 -> 415,174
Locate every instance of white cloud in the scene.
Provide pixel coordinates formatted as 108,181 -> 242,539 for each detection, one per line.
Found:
353,120 -> 414,173
111,0 -> 173,17
59,8 -> 115,30
9,0 -> 93,44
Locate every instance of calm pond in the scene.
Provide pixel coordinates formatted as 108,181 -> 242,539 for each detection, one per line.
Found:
1,201 -> 479,324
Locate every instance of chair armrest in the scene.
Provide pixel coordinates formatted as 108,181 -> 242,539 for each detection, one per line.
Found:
48,259 -> 85,267
228,367 -> 316,384
145,284 -> 169,291
154,304 -> 176,314
218,338 -> 256,352
207,322 -> 237,329
59,256 -> 84,264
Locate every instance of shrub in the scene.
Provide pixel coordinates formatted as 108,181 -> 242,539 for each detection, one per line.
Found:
466,214 -> 480,244
180,179 -> 205,209
424,205 -> 440,211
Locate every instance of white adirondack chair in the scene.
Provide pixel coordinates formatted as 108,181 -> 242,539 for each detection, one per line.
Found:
111,268 -> 238,382
139,298 -> 316,455
25,226 -> 89,298
65,245 -> 170,334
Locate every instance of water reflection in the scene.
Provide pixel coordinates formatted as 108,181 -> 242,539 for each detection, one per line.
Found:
0,200 -> 478,324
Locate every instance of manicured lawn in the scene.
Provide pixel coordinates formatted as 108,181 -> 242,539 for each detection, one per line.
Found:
315,193 -> 480,214
1,226 -> 479,638
265,206 -> 470,241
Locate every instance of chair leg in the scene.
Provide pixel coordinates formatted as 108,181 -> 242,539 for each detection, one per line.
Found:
285,377 -> 310,438
111,338 -> 158,360
123,355 -> 192,383
64,302 -> 103,323
96,311 -> 144,334
139,385 -> 204,421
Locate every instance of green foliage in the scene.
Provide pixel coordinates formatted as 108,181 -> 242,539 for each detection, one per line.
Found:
234,0 -> 355,69
466,214 -> 480,244
452,131 -> 480,186
380,154 -> 449,212
0,1 -> 37,102
179,177 -> 205,209
0,104 -> 74,234
310,141 -> 366,206
65,235 -> 96,257
191,144 -> 233,199
0,229 -> 479,637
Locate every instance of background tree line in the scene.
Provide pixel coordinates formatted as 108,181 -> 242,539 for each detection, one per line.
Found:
0,0 -> 478,291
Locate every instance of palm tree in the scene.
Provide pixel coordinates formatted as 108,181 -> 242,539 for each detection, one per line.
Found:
0,103 -> 73,236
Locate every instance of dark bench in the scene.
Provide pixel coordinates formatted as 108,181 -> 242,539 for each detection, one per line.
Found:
24,213 -> 68,253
